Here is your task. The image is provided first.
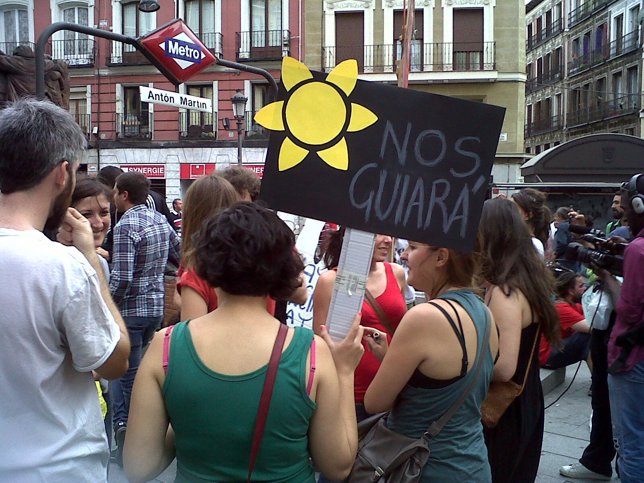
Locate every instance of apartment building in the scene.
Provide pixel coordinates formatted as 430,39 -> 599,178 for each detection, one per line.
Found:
305,0 -> 528,185
1,0 -> 301,201
525,0 -> 642,155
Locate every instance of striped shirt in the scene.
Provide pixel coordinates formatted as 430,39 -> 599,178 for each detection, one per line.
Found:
109,204 -> 181,317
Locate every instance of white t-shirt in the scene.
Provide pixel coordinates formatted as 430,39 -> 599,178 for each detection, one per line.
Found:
532,236 -> 545,258
0,229 -> 119,482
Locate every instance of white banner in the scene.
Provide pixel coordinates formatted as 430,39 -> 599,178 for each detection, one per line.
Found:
140,86 -> 212,113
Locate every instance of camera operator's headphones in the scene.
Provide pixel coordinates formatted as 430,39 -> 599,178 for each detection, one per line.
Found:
623,173 -> 644,215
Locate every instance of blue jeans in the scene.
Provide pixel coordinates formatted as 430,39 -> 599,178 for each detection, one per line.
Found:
608,360 -> 644,483
111,315 -> 162,428
543,332 -> 590,370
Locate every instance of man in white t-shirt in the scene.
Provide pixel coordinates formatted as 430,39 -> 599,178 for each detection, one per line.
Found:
0,99 -> 130,481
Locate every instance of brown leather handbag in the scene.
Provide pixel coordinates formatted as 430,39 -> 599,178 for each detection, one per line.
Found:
480,324 -> 540,428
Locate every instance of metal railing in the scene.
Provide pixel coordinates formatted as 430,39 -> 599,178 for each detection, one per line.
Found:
526,68 -> 563,92
525,114 -> 562,136
527,19 -> 563,50
609,31 -> 639,59
567,94 -> 639,126
236,30 -> 290,61
244,110 -> 268,138
568,0 -> 610,28
179,111 -> 216,139
72,112 -> 91,134
108,41 -> 150,66
199,32 -> 223,58
322,41 -> 496,73
116,113 -> 152,139
49,38 -> 95,67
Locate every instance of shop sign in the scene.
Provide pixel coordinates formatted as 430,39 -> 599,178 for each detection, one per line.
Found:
180,163 -> 216,179
140,86 -> 212,113
121,164 -> 166,178
244,164 -> 265,178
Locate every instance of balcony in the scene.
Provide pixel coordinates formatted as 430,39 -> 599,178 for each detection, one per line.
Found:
180,111 -> 216,139
567,94 -> 639,126
108,42 -> 150,66
116,113 -> 152,139
199,32 -> 223,59
527,19 -> 563,50
568,47 -> 609,75
609,31 -> 639,60
568,0 -> 610,28
49,38 -> 95,67
526,68 -> 563,93
72,112 -> 91,135
525,114 -> 563,136
322,42 -> 496,74
245,110 -> 268,139
236,30 -> 290,61
0,41 -> 35,54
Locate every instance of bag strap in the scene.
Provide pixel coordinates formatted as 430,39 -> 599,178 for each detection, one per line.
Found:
247,323 -> 288,483
162,324 -> 175,375
425,303 -> 491,439
364,289 -> 395,335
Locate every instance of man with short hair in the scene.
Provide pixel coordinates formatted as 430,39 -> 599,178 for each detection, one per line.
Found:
0,99 -> 130,480
600,173 -> 644,483
109,171 -> 181,461
219,165 -> 261,201
606,191 -> 625,235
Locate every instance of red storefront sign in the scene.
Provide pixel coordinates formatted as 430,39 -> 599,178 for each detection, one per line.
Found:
180,163 -> 217,179
244,164 -> 266,179
139,19 -> 217,85
121,164 -> 166,178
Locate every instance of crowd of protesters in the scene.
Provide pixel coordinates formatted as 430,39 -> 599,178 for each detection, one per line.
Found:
1,98 -> 643,483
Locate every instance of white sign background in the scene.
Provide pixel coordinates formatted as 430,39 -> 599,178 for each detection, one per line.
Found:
140,86 -> 212,113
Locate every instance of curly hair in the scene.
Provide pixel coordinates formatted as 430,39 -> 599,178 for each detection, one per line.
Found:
194,203 -> 304,299
511,188 -> 552,247
218,166 -> 261,201
477,198 -> 560,346
182,174 -> 239,269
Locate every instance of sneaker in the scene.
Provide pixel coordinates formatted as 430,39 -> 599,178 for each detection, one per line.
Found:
112,424 -> 127,467
559,463 -> 611,480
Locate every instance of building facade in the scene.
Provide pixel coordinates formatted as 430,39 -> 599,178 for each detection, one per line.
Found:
4,0 -> 301,202
306,0 -> 528,186
525,0 -> 643,156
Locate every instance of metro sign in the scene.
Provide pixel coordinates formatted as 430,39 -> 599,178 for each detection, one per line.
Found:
139,19 -> 217,85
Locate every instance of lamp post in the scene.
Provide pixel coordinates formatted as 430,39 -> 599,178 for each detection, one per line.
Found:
231,90 -> 248,166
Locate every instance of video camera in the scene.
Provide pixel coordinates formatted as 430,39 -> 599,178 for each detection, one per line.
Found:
564,225 -> 626,277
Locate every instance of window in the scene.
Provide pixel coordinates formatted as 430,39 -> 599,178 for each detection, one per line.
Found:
1,6 -> 29,50
69,93 -> 89,134
123,2 -> 155,52
121,86 -> 150,138
627,66 -> 638,109
453,8 -> 483,71
613,13 -> 624,56
612,71 -> 623,111
335,12 -> 364,71
185,0 -> 219,51
251,0 -> 281,48
394,10 -> 423,72
62,5 -> 89,63
181,85 -> 214,138
247,83 -> 270,137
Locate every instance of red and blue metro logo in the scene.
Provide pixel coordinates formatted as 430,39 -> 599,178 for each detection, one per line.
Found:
139,19 -> 217,84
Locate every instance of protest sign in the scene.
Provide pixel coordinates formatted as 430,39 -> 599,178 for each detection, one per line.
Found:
256,57 -> 505,252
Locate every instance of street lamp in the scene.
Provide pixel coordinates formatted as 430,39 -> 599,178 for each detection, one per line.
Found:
138,0 -> 160,12
231,90 -> 248,166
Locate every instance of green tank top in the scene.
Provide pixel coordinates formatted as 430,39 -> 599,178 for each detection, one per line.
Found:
163,321 -> 317,482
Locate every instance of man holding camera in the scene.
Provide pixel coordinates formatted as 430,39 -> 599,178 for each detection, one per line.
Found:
598,173 -> 644,483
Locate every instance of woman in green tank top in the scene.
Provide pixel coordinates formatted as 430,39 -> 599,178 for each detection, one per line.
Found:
123,203 -> 369,482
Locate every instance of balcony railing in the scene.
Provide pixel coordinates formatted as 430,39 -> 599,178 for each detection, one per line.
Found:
525,114 -> 563,136
567,94 -> 639,126
180,111 -> 216,139
568,46 -> 609,75
245,110 -> 268,139
116,113 -> 152,139
108,42 -> 150,66
568,0 -> 610,28
0,41 -> 35,54
72,112 -> 91,134
236,30 -> 290,61
49,38 -> 95,67
526,68 -> 563,92
322,42 -> 496,73
199,32 -> 223,59
609,31 -> 639,59
527,19 -> 563,50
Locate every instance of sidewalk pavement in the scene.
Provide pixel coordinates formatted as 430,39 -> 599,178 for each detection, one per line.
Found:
109,363 -> 607,483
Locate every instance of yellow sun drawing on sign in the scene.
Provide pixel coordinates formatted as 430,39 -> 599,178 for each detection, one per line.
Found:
254,57 -> 378,171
